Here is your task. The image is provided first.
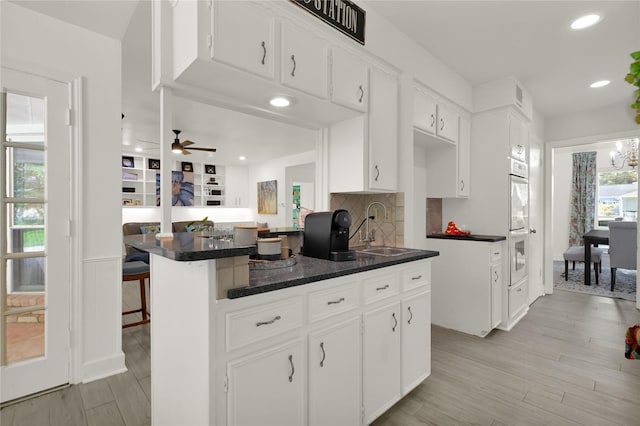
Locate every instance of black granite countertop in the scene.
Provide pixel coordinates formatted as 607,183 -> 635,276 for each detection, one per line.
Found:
427,233 -> 506,242
124,233 -> 256,261
229,249 -> 439,299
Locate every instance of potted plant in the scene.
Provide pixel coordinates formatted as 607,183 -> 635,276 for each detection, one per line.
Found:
625,50 -> 640,124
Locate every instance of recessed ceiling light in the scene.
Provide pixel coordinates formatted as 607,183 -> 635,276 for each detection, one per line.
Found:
239,156 -> 246,161
135,147 -> 143,152
269,96 -> 291,107
571,14 -> 601,30
590,80 -> 610,88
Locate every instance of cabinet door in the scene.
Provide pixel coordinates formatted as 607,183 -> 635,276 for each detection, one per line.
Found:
308,317 -> 361,426
227,340 -> 304,426
401,291 -> 431,395
225,166 -> 249,207
363,301 -> 401,424
331,47 -> 368,112
491,264 -> 502,329
413,90 -> 437,134
436,104 -> 459,143
212,1 -> 275,80
368,68 -> 398,191
281,23 -> 328,99
457,115 -> 471,197
508,114 -> 527,162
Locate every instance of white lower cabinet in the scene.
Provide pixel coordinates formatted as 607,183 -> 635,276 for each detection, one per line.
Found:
227,339 -> 304,426
401,291 -> 431,394
308,317 -> 362,426
363,302 -> 401,424
211,260 -> 432,426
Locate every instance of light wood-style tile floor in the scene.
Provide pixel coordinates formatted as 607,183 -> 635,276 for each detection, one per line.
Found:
2,288 -> 639,426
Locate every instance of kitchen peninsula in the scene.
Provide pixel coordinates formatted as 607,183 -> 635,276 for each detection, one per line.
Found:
124,233 -> 438,426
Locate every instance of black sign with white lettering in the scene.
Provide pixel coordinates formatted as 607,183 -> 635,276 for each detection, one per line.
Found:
289,0 -> 366,45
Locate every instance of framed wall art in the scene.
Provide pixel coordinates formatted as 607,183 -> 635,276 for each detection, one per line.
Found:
148,158 -> 160,170
205,164 -> 216,174
181,161 -> 193,172
257,180 -> 277,215
122,156 -> 135,168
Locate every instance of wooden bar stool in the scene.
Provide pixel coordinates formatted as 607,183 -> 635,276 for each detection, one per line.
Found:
122,261 -> 150,328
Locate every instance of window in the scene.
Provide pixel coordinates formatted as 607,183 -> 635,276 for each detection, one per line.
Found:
597,169 -> 638,226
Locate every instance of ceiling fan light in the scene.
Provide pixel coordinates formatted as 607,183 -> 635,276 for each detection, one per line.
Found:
570,14 -> 601,30
171,141 -> 183,153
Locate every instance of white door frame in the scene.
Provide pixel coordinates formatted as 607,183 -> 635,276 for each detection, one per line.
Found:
544,129 -> 640,309
2,66 -> 81,401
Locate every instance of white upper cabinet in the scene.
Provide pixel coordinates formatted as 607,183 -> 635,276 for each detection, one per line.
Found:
413,87 -> 459,143
211,1 -> 275,80
280,23 -> 328,99
508,113 -> 529,163
413,91 -> 437,134
329,67 -> 398,193
331,47 -> 368,112
457,116 -> 471,197
369,68 -> 398,191
436,103 -> 459,143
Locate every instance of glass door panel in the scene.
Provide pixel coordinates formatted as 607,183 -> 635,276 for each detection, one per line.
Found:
1,68 -> 70,402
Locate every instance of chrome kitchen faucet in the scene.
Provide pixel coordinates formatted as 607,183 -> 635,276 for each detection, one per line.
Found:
362,201 -> 388,248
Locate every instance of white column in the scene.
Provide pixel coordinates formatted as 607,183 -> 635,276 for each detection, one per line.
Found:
159,86 -> 173,235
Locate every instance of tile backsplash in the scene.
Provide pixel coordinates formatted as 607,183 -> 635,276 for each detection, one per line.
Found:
330,193 -> 404,248
427,198 -> 443,235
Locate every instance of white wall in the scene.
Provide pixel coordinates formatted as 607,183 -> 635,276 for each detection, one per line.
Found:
2,2 -> 124,382
546,102 -> 638,143
250,151 -> 317,228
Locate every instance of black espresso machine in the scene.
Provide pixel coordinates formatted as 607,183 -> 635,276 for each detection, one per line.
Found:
303,210 -> 356,261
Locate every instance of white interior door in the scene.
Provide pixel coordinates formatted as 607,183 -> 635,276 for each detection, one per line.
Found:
529,136 -> 544,302
1,68 -> 71,402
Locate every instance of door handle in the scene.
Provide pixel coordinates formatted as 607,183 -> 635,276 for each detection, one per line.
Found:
530,229 -> 537,234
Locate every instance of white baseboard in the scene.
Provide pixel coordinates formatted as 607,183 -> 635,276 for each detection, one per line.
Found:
81,352 -> 127,384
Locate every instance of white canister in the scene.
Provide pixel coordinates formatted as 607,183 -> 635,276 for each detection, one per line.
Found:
234,225 -> 258,246
257,238 -> 282,261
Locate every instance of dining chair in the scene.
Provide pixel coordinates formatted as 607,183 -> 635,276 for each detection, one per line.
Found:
608,221 -> 637,291
563,245 -> 604,284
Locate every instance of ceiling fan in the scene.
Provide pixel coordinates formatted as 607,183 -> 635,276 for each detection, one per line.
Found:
171,129 -> 217,156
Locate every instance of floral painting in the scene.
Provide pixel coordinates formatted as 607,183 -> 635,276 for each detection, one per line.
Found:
172,171 -> 194,206
257,180 -> 277,214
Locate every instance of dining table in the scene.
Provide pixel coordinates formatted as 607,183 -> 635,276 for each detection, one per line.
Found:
583,229 -> 609,286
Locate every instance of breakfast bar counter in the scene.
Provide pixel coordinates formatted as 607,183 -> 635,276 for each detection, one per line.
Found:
138,232 -> 438,426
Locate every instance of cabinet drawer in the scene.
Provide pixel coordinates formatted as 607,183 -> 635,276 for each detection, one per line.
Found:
364,273 -> 399,305
508,280 -> 528,320
308,282 -> 359,323
490,245 -> 502,263
401,261 -> 430,292
226,296 -> 303,352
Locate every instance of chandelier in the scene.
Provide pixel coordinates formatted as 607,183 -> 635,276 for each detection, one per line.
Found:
609,138 -> 638,169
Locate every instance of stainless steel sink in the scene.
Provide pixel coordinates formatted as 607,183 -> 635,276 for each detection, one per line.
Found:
356,247 -> 420,257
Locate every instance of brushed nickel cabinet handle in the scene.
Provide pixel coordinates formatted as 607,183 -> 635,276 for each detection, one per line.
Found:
376,284 -> 389,291
291,54 -> 296,77
288,354 -> 294,382
430,113 -> 435,128
374,165 -> 380,181
256,315 -> 281,327
392,312 -> 398,332
320,342 -> 325,367
327,297 -> 345,305
261,41 -> 266,65
407,306 -> 413,324
411,275 -> 422,280
358,85 -> 364,103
